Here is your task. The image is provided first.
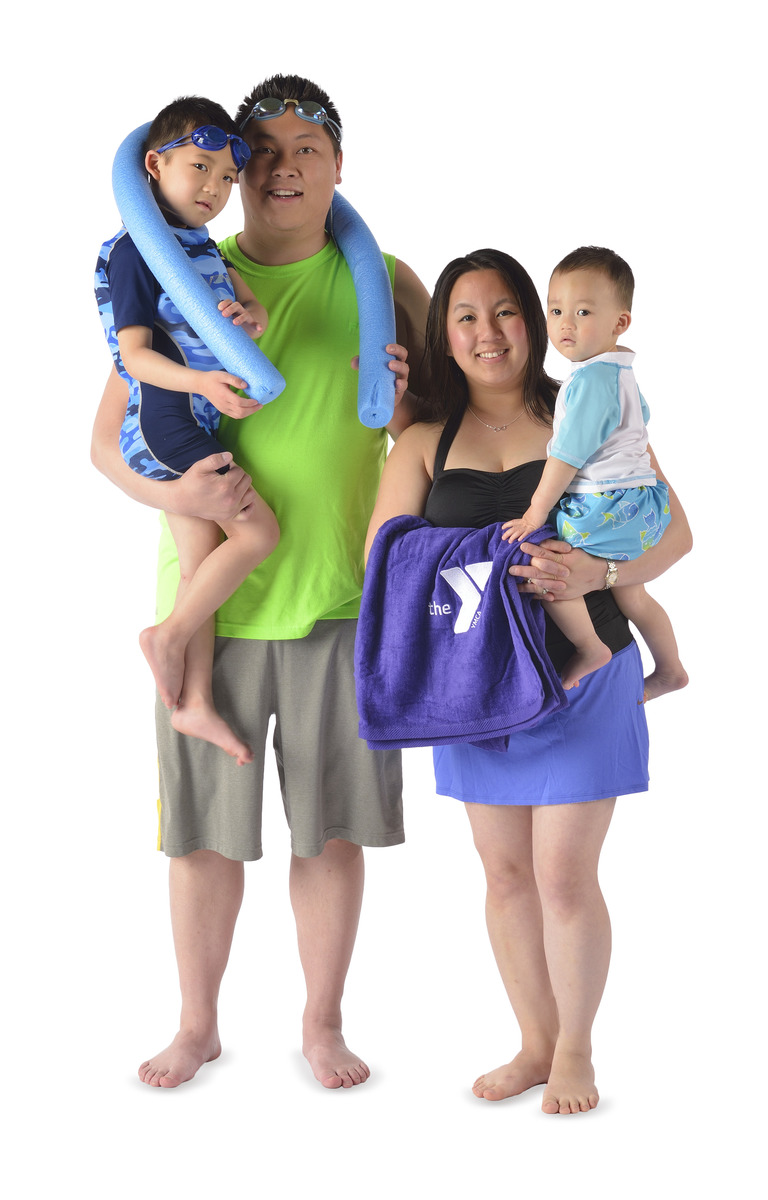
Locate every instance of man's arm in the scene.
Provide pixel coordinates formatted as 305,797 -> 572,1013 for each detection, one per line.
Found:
91,367 -> 254,522
387,259 -> 431,439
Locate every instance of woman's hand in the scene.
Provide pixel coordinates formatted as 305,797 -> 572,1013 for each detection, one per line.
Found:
508,539 -> 606,601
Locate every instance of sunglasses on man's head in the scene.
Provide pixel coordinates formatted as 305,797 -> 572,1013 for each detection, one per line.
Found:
240,98 -> 342,145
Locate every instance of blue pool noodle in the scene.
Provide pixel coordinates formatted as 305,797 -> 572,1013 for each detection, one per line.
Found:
330,191 -> 397,428
112,123 -> 285,405
112,124 -> 397,426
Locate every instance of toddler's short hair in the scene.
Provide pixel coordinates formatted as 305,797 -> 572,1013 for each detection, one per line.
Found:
145,96 -> 240,155
552,246 -> 635,311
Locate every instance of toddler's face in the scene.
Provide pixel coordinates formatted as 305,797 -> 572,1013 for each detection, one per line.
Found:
547,269 -> 630,362
146,134 -> 239,228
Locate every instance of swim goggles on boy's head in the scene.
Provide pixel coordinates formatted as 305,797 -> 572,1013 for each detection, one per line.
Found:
154,126 -> 251,173
239,98 -> 342,144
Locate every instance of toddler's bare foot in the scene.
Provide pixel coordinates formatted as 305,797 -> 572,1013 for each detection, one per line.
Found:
542,1048 -> 599,1114
303,1023 -> 370,1089
561,642 -> 612,690
642,663 -> 689,703
172,699 -> 253,765
139,623 -> 186,709
472,1050 -> 552,1101
138,1028 -> 221,1088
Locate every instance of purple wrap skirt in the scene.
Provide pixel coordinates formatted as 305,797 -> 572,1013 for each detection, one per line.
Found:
433,642 -> 649,806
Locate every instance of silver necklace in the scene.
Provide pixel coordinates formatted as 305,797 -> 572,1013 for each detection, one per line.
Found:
467,404 -> 524,433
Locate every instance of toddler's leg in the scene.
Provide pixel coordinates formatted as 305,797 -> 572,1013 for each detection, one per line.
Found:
546,597 -> 612,689
612,584 -> 688,702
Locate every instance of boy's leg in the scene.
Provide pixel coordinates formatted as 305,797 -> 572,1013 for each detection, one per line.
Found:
143,498 -> 278,709
140,512 -> 222,709
544,597 -> 612,689
141,500 -> 278,760
612,584 -> 688,702
165,493 -> 279,645
171,616 -> 254,765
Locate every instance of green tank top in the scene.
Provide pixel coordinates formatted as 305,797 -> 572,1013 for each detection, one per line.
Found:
155,237 -> 396,639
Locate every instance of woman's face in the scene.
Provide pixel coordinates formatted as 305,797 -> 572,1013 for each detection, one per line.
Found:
445,269 -> 529,397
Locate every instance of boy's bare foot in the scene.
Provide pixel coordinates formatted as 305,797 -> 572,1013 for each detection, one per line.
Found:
303,1024 -> 370,1089
172,699 -> 253,766
139,623 -> 186,710
138,1028 -> 222,1088
542,1048 -> 599,1114
561,642 -> 612,690
642,663 -> 689,703
472,1050 -> 552,1101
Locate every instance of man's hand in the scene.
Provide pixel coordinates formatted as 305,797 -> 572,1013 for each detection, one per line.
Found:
170,452 -> 255,523
350,343 -> 410,400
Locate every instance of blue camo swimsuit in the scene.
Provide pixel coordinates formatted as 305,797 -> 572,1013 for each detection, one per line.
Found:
95,225 -> 236,480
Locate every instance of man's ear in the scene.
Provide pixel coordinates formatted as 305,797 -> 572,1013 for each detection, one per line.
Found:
335,150 -> 343,186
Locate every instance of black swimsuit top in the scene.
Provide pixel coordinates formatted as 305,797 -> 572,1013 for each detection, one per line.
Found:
423,406 -> 633,670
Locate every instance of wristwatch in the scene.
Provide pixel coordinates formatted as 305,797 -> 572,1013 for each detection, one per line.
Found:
603,560 -> 619,590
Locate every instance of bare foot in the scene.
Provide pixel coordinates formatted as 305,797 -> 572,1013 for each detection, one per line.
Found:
140,623 -> 186,710
472,1050 -> 552,1101
303,1025 -> 370,1089
138,1028 -> 222,1088
172,699 -> 253,766
642,663 -> 689,703
541,1048 -> 599,1114
561,642 -> 612,690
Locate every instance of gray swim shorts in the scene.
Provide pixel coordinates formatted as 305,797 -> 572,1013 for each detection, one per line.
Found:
156,620 -> 404,860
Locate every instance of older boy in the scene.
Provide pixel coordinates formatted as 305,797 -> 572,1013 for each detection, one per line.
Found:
96,96 -> 277,766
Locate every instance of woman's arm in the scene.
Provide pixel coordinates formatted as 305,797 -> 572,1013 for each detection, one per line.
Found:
509,446 -> 692,599
91,366 -> 254,522
364,422 -> 437,563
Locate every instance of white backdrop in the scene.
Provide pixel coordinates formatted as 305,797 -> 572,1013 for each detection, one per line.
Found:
4,1 -> 763,1195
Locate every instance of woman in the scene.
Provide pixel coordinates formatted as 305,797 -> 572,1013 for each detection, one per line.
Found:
365,250 -> 692,1115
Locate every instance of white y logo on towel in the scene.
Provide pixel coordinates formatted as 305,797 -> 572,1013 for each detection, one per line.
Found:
440,562 -> 493,633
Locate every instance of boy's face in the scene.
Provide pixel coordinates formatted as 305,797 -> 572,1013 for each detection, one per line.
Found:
547,269 -> 631,362
239,106 -> 342,244
145,135 -> 239,228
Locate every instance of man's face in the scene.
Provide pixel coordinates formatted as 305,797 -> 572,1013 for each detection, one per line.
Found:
239,107 -> 342,241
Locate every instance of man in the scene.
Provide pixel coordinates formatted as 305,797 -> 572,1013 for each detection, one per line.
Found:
91,75 -> 430,1089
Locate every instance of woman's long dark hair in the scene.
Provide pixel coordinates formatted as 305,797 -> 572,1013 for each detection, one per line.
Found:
418,249 -> 558,426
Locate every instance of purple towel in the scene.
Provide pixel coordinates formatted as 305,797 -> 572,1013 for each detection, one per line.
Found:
355,517 -> 568,751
